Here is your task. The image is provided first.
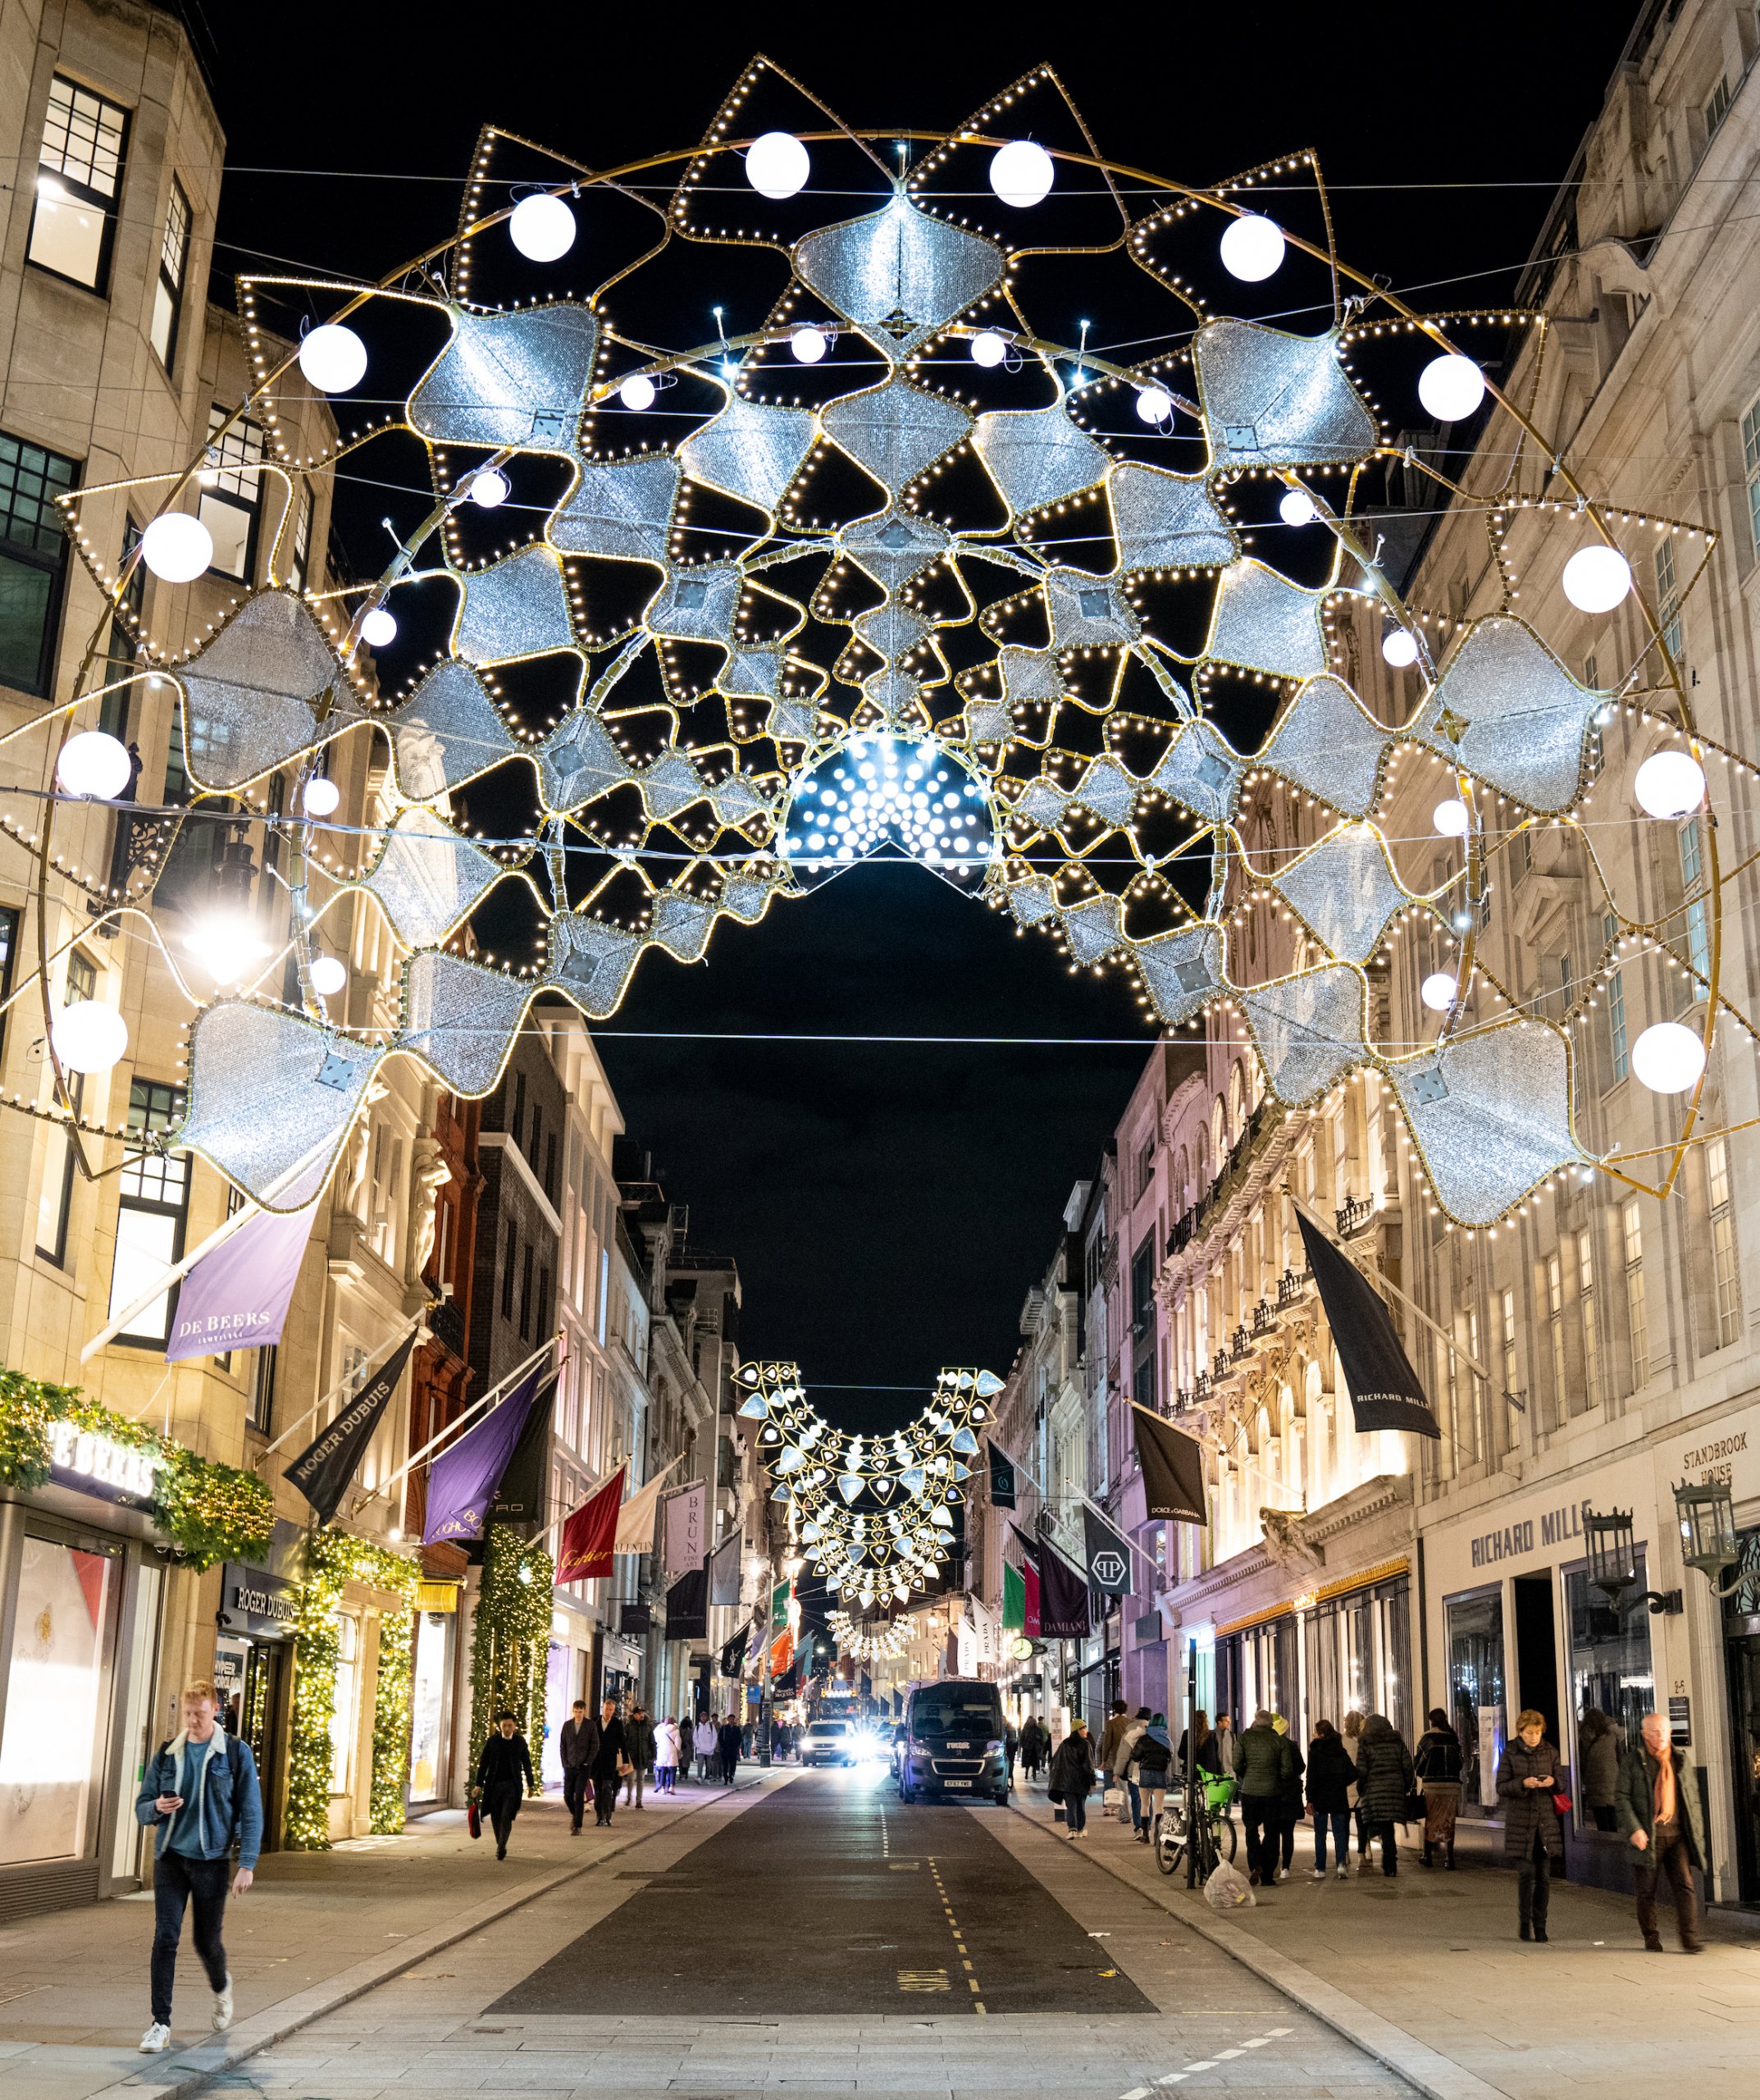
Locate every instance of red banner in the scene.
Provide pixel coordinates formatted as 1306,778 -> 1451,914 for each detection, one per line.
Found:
1024,1551 -> 1042,1640
555,1466 -> 624,1585
769,1627 -> 795,1676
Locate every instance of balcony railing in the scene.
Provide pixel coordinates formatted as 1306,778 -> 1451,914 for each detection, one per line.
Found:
1336,1194 -> 1375,1239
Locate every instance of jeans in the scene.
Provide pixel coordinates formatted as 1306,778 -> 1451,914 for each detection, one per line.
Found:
1125,1778 -> 1142,1830
1367,1819 -> 1398,1874
151,1850 -> 230,2025
697,1753 -> 714,1780
1516,1830 -> 1552,1924
485,1781 -> 522,1851
1313,1809 -> 1351,1871
563,1766 -> 590,1830
656,1764 -> 676,1792
1241,1796 -> 1279,1878
1635,1820 -> 1699,1947
1065,1788 -> 1088,1833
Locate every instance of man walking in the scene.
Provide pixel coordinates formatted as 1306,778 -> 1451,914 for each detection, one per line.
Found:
1097,1701 -> 1131,1809
694,1711 -> 717,1782
559,1698 -> 594,1834
1616,1710 -> 1707,1953
135,1677 -> 262,2054
718,1711 -> 742,1784
590,1696 -> 628,1828
1233,1707 -> 1294,1886
475,1711 -> 535,1860
624,1704 -> 654,1810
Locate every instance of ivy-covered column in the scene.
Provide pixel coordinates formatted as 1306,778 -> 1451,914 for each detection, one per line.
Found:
467,1524 -> 554,1786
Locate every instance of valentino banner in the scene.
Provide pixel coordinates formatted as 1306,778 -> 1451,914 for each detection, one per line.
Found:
282,1327 -> 418,1525
1295,1211 -> 1439,1440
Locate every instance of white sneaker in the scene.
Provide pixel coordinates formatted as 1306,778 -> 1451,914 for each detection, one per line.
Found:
1336,1865 -> 1348,1879
1311,1868 -> 1326,1879
139,2023 -> 171,2054
212,1974 -> 234,2032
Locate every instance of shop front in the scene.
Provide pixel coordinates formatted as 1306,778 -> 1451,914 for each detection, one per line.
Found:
408,1579 -> 460,1810
214,1545 -> 302,1852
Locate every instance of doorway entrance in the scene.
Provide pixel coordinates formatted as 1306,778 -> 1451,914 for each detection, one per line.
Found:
1513,1573 -> 1561,1743
1724,1616 -> 1760,1904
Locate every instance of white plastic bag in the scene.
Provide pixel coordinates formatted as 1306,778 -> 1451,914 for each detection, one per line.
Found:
1204,1859 -> 1256,1911
1103,1785 -> 1124,1812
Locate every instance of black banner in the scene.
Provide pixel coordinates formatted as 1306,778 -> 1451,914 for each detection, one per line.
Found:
720,1621 -> 750,1679
1039,1537 -> 1092,1639
1131,1405 -> 1209,1525
283,1329 -> 418,1524
490,1376 -> 559,1527
1083,1504 -> 1134,1596
666,1564 -> 709,1643
986,1441 -> 1017,1509
1295,1211 -> 1439,1440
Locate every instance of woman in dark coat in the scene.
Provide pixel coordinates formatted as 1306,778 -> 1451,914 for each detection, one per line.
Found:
1415,1707 -> 1465,1869
1306,1719 -> 1356,1879
1577,1709 -> 1621,1832
1495,1708 -> 1565,1940
1352,1713 -> 1416,1877
1048,1719 -> 1097,1840
1273,1716 -> 1306,1875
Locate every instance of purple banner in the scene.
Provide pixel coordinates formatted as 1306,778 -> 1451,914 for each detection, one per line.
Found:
422,1365 -> 543,1545
165,1206 -> 312,1363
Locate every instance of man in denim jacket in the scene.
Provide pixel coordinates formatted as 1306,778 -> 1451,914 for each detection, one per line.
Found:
134,1676 -> 263,2055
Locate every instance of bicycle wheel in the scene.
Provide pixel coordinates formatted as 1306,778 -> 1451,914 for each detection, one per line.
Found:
1215,1813 -> 1238,1862
1155,1828 -> 1185,1877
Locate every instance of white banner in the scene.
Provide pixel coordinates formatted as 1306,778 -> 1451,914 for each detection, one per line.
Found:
663,1478 -> 707,1576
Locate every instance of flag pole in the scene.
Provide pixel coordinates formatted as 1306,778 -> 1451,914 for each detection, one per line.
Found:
372,1333 -> 559,1503
1288,1193 -> 1490,1382
256,1317 -> 423,1461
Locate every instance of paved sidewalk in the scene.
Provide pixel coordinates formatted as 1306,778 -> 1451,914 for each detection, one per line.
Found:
0,1768 -> 787,2100
1007,1778 -> 1759,2100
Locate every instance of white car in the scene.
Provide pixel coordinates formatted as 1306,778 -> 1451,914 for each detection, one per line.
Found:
801,1719 -> 857,1766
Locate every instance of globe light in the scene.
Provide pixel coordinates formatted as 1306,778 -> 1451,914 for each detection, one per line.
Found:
141,511 -> 212,583
1433,797 -> 1470,837
508,191 -> 576,262
1382,627 -> 1420,668
360,606 -> 397,647
989,139 -> 1055,208
468,468 -> 509,509
618,373 -> 656,411
970,331 -> 1007,368
1634,749 -> 1705,819
790,324 -> 828,363
746,130 -> 809,200
56,730 -> 131,801
302,776 -> 340,818
185,914 -> 271,986
1562,543 -> 1632,614
1631,1020 -> 1707,1095
297,322 -> 367,394
1135,385 -> 1173,424
1279,487 -> 1317,527
1417,352 -> 1485,422
309,954 -> 348,997
51,999 -> 127,1075
1420,972 -> 1459,1012
1220,213 -> 1285,281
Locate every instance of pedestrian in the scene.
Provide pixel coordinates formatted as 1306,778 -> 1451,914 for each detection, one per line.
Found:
1176,1709 -> 1224,1778
1272,1714 -> 1306,1876
1352,1712 -> 1416,1879
718,1711 -> 743,1784
1578,1708 -> 1621,1833
1049,1714 -> 1097,1839
1341,1709 -> 1368,1860
694,1711 -> 717,1781
1097,1700 -> 1132,1795
1005,1718 -> 1019,1783
1114,1706 -> 1151,1832
1215,1711 -> 1238,1777
559,1698 -> 595,1834
624,1703 -> 655,1810
474,1710 -> 535,1860
1616,1710 -> 1707,1954
654,1714 -> 681,1794
590,1696 -> 629,1828
135,1676 -> 262,2055
1134,1712 -> 1174,1844
1019,1714 -> 1046,1780
1415,1707 -> 1464,1869
1233,1707 -> 1294,1885
1494,1707 -> 1564,1940
741,1719 -> 753,1758
1306,1718 -> 1356,1879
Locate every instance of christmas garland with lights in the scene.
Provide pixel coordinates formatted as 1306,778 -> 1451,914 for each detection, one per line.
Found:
284,1527 -> 420,1849
467,1524 -> 554,1789
0,1367 -> 272,1568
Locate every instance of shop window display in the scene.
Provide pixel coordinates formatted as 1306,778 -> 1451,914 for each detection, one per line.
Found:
0,1536 -> 115,1863
1446,1586 -> 1506,1810
1565,1553 -> 1655,1756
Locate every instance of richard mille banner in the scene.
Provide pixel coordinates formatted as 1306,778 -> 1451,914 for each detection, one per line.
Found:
986,1441 -> 1018,1510
422,1363 -> 544,1545
1294,1211 -> 1439,1440
1130,1404 -> 1209,1526
283,1328 -> 418,1525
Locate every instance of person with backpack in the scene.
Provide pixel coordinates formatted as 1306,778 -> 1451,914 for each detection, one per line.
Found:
1415,1707 -> 1464,1868
135,1676 -> 263,2055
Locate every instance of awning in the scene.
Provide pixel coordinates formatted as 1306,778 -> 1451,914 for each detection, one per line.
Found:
1072,1646 -> 1121,1680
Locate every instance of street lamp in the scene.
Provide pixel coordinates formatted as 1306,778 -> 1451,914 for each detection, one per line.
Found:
1672,1477 -> 1744,1596
1583,1505 -> 1682,1615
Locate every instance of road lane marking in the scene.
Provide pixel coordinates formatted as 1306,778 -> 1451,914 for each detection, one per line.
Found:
1117,2024 -> 1295,2097
897,1970 -> 950,1992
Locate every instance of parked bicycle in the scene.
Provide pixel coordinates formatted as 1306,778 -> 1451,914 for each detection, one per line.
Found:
1155,1771 -> 1238,1879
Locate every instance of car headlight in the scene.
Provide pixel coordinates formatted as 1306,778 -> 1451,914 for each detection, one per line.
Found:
985,1738 -> 1004,1753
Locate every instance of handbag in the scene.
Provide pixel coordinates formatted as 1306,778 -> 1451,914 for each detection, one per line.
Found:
1047,1784 -> 1064,1804
618,1755 -> 633,1778
1552,1789 -> 1572,1819
1401,1791 -> 1425,1823
467,1797 -> 482,1840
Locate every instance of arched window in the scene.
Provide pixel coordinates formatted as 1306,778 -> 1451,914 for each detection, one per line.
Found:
1228,1061 -> 1247,1144
1175,1145 -> 1190,1209
1211,1095 -> 1227,1166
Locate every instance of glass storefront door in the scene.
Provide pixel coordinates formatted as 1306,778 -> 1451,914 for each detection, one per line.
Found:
0,1535 -> 119,1864
1444,1586 -> 1506,1811
408,1611 -> 452,1804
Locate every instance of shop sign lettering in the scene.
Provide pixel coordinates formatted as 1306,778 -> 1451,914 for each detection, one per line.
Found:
48,1418 -> 159,1503
1679,1428 -> 1746,1489
1469,1498 -> 1590,1568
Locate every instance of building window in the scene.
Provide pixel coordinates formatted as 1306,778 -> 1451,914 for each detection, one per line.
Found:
0,434 -> 78,697
151,179 -> 190,370
1546,1252 -> 1566,1424
518,1243 -> 535,1342
106,1080 -> 189,1343
1500,1285 -> 1517,1399
1578,1230 -> 1599,1413
0,906 -> 16,1063
1622,1199 -> 1647,1391
29,77 -> 129,293
290,497 -> 312,592
1680,818 -> 1710,979
1707,1136 -> 1741,1348
248,1344 -> 277,1434
198,407 -> 265,582
35,951 -> 96,1267
330,1612 -> 359,1795
1705,74 -> 1731,141
1744,395 -> 1760,557
1654,538 -> 1681,662
1512,827 -> 1531,882
500,1220 -> 518,1321
1604,912 -> 1628,1080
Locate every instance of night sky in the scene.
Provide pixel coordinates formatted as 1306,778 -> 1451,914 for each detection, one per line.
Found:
197,4 -> 1633,1419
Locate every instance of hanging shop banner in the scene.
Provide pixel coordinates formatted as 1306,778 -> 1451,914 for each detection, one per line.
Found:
613,1454 -> 684,1554
1131,1404 -> 1210,1525
1294,1212 -> 1439,1440
166,1203 -> 313,1363
720,1622 -> 750,1680
709,1528 -> 742,1608
1083,1504 -> 1134,1596
422,1363 -> 544,1545
284,1328 -> 419,1526
769,1626 -> 795,1676
665,1564 -> 709,1643
663,1478 -> 707,1576
986,1441 -> 1018,1510
1002,1559 -> 1026,1631
1008,1525 -> 1042,1640
555,1466 -> 625,1585
489,1376 -> 559,1528
771,1578 -> 791,1632
1039,1538 -> 1092,1640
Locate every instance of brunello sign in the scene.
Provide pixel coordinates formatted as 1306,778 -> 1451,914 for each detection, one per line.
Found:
1469,1496 -> 1592,1571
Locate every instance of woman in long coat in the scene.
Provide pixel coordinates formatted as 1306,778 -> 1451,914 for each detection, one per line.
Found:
1494,1708 -> 1566,1941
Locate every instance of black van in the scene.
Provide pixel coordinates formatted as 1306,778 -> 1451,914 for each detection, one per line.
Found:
896,1678 -> 1009,1805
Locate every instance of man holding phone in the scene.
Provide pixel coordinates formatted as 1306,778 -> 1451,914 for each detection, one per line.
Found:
135,1676 -> 263,2054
